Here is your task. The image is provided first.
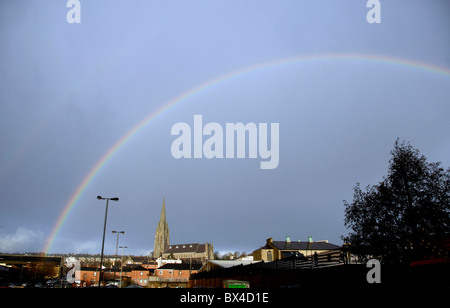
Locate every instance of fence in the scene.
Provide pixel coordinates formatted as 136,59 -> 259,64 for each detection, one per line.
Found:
275,249 -> 344,270
190,250 -> 351,288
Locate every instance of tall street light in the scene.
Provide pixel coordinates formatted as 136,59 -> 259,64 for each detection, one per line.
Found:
112,230 -> 124,285
112,231 -> 125,256
97,195 -> 119,287
119,246 -> 127,288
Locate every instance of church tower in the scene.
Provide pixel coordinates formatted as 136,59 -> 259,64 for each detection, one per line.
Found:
154,198 -> 170,259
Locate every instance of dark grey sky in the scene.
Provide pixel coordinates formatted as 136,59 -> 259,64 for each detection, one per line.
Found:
0,0 -> 449,256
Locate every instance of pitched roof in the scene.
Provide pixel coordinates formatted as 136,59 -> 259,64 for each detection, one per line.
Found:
164,243 -> 207,254
123,264 -> 150,271
158,263 -> 202,271
269,241 -> 341,251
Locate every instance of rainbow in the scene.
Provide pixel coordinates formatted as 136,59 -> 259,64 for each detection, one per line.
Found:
43,53 -> 450,253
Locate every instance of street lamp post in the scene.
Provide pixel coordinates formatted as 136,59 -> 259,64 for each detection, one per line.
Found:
112,231 -> 125,256
119,246 -> 127,288
97,195 -> 119,287
112,230 -> 124,285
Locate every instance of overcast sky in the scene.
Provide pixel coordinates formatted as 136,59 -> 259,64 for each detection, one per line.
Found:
1,1 -> 449,256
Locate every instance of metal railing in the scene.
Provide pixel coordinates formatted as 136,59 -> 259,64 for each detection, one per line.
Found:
273,250 -> 344,270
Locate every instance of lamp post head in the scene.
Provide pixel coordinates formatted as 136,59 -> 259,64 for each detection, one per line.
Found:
97,196 -> 119,201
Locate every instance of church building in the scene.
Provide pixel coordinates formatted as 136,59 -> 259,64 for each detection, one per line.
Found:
153,198 -> 214,262
154,198 -> 170,259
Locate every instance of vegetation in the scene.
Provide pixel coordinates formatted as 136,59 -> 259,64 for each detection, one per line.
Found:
343,139 -> 450,264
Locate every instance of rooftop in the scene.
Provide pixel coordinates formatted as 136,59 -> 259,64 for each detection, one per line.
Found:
164,243 -> 209,254
256,237 -> 341,252
271,241 -> 341,251
158,263 -> 202,271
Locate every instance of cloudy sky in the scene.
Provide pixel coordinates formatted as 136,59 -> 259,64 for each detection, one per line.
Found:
0,1 -> 449,256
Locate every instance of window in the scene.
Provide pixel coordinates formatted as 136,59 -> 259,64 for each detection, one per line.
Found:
267,251 -> 273,261
140,271 -> 143,276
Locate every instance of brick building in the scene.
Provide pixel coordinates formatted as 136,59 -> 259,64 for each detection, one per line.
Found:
77,265 -> 152,287
153,198 -> 214,263
150,262 -> 201,288
253,237 -> 341,261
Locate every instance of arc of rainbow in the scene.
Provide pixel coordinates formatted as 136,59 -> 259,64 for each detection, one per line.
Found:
43,53 -> 450,253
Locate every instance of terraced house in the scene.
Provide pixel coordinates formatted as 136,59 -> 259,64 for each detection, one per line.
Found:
150,262 -> 202,288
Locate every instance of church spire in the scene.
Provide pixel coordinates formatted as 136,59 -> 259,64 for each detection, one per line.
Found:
154,197 -> 170,259
159,197 -> 166,225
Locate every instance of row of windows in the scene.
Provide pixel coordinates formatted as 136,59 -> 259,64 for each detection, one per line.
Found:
158,270 -> 184,276
82,271 -> 145,279
172,254 -> 201,258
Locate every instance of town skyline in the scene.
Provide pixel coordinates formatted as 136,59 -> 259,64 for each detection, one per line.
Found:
1,1 -> 449,257
1,195 -> 344,258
